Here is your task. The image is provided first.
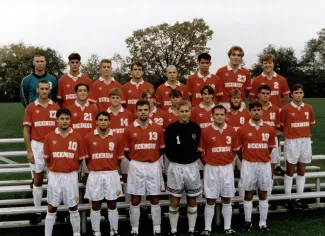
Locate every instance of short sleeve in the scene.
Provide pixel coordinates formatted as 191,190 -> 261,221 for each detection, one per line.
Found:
187,76 -> 193,96
23,105 -> 32,126
268,129 -> 277,148
119,84 -> 126,104
280,107 -> 287,127
244,71 -> 252,91
57,77 -> 63,100
158,126 -> 165,149
116,135 -> 125,159
249,79 -> 259,97
198,130 -> 205,152
155,86 -> 163,105
88,82 -> 98,103
182,85 -> 190,101
123,127 -> 131,151
84,135 -> 90,160
43,135 -> 50,159
214,75 -> 223,97
237,128 -> 244,148
78,136 -> 86,160
232,129 -> 240,150
310,106 -> 315,125
280,77 -> 290,96
275,108 -> 280,128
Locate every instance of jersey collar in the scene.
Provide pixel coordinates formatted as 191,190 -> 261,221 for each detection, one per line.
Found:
55,127 -> 73,135
199,102 -> 215,109
67,72 -> 82,78
227,64 -> 242,71
35,99 -> 53,106
211,123 -> 227,131
249,119 -> 264,127
227,106 -> 244,114
290,101 -> 305,108
94,128 -> 113,137
107,106 -> 124,113
74,100 -> 89,107
130,79 -> 144,86
198,72 -> 212,79
262,102 -> 272,111
261,72 -> 277,78
164,81 -> 180,87
133,119 -> 153,127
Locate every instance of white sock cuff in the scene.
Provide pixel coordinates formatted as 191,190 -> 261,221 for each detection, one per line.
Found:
33,185 -> 42,189
243,200 -> 252,205
151,203 -> 160,208
297,175 -> 306,180
259,200 -> 268,207
69,210 -> 79,216
108,208 -> 118,212
222,203 -> 231,207
285,174 -> 293,180
47,211 -> 56,217
206,203 -> 215,208
187,206 -> 197,213
91,209 -> 100,213
130,204 -> 140,209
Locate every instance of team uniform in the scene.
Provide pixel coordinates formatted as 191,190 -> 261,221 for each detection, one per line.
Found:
23,100 -> 60,173
163,108 -> 179,130
216,65 -> 251,109
156,82 -> 189,111
88,77 -> 126,112
57,73 -> 92,108
121,79 -> 154,114
186,73 -> 223,107
249,73 -> 290,108
190,103 -> 214,129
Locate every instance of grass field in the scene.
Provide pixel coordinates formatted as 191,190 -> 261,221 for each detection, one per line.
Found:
1,100 -> 325,235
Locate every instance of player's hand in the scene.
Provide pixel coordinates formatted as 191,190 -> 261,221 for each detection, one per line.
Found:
27,151 -> 35,164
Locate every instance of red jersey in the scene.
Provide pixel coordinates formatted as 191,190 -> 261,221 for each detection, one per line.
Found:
88,77 -> 126,112
238,120 -> 277,162
156,81 -> 189,111
249,73 -> 290,108
107,106 -> 134,134
261,103 -> 280,129
226,108 -> 251,131
67,101 -> 98,138
163,108 -> 179,130
123,120 -> 165,162
121,79 -> 154,113
44,128 -> 85,173
23,100 -> 60,142
150,107 -> 166,127
186,73 -> 223,107
216,65 -> 251,102
57,73 -> 92,108
85,129 -> 124,171
280,102 -> 315,139
199,124 -> 239,166
190,103 -> 214,129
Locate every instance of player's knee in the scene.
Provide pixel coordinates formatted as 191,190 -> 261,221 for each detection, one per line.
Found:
150,196 -> 160,205
131,196 -> 141,206
47,204 -> 57,213
221,197 -> 231,204
258,190 -> 267,200
91,201 -> 101,211
69,205 -> 78,211
186,196 -> 197,207
107,200 -> 116,210
33,172 -> 44,186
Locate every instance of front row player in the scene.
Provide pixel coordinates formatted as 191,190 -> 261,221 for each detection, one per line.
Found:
44,108 -> 85,236
84,112 -> 124,236
123,99 -> 165,236
238,102 -> 277,233
199,105 -> 238,235
164,101 -> 202,236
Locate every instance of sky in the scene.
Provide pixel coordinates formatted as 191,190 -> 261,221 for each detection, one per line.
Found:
0,0 -> 324,72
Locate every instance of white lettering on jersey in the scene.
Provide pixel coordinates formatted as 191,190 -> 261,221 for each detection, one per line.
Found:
224,82 -> 243,88
99,97 -> 110,102
212,146 -> 231,152
91,153 -> 113,159
128,99 -> 138,104
72,123 -> 93,129
247,143 -> 268,149
65,94 -> 77,100
34,121 -> 56,127
134,143 -> 156,150
53,152 -> 75,158
291,122 -> 310,128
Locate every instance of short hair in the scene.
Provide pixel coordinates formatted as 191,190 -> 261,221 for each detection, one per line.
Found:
136,99 -> 150,110
212,104 -> 227,115
68,53 -> 81,61
198,53 -> 211,62
169,89 -> 182,98
100,59 -> 112,67
229,89 -> 242,98
261,54 -> 275,63
228,46 -> 245,57
248,101 -> 262,110
166,65 -> 177,72
178,100 -> 192,110
33,52 -> 45,58
142,88 -> 155,99
290,84 -> 304,93
56,108 -> 71,118
109,88 -> 122,97
74,83 -> 89,93
200,85 -> 214,95
131,61 -> 143,71
38,80 -> 50,87
258,84 -> 272,93
96,111 -> 110,121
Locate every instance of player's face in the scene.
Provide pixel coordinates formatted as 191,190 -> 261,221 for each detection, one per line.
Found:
96,115 -> 110,131
36,83 -> 50,99
143,94 -> 155,107
199,59 -> 211,74
69,60 -> 81,73
250,107 -> 263,121
262,60 -> 274,73
230,95 -> 241,109
202,89 -> 213,103
171,96 -> 182,107
57,114 -> 71,130
291,88 -> 304,103
212,108 -> 226,125
136,104 -> 150,122
179,105 -> 191,123
109,95 -> 121,106
229,50 -> 243,66
33,56 -> 46,72
258,89 -> 271,102
166,69 -> 178,81
131,65 -> 143,80
100,62 -> 112,77
76,86 -> 88,101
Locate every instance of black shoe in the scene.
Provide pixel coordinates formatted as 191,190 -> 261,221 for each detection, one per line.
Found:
29,213 -> 42,225
274,166 -> 285,176
168,232 -> 177,236
188,231 -> 199,236
154,231 -> 162,236
130,231 -> 138,236
200,230 -> 211,235
242,221 -> 253,233
224,228 -> 236,234
111,230 -> 120,236
30,178 -> 34,189
284,200 -> 295,210
294,199 -> 309,209
259,225 -> 270,233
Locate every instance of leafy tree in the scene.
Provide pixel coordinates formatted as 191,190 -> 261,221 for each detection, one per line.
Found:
110,53 -> 130,84
81,53 -> 101,80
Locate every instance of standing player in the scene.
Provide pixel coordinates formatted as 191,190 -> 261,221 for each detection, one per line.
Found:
44,108 -> 85,236
238,102 -> 276,233
156,65 -> 189,111
164,100 -> 202,236
187,53 -> 223,107
163,89 -> 182,130
216,46 -> 251,109
199,105 -> 238,235
122,62 -> 154,114
123,100 -> 165,236
23,80 -> 60,225
281,84 -> 315,209
88,59 -> 125,112
84,112 -> 124,236
57,53 -> 92,108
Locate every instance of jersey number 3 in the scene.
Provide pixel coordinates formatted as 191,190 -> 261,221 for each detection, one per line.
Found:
149,132 -> 158,141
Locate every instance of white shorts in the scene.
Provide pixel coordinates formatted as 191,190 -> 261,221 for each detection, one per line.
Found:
85,170 -> 122,201
127,160 -> 162,196
120,158 -> 129,175
232,155 -> 242,170
220,101 -> 245,110
204,163 -> 235,199
167,161 -> 202,197
284,138 -> 312,164
30,140 -> 45,173
270,137 -> 280,164
81,160 -> 89,175
239,160 -> 272,192
47,171 -> 79,208
164,155 -> 170,174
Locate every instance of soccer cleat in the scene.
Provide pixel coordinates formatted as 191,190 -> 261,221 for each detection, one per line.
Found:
168,232 -> 177,236
294,199 -> 309,209
93,231 -> 101,236
200,230 -> 211,235
154,231 -> 162,236
130,231 -> 138,236
111,230 -> 120,236
274,166 -> 285,176
284,199 -> 295,210
188,230 -> 199,236
73,234 -> 81,236
224,228 -> 236,234
242,221 -> 253,233
29,213 -> 42,225
259,225 -> 270,233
